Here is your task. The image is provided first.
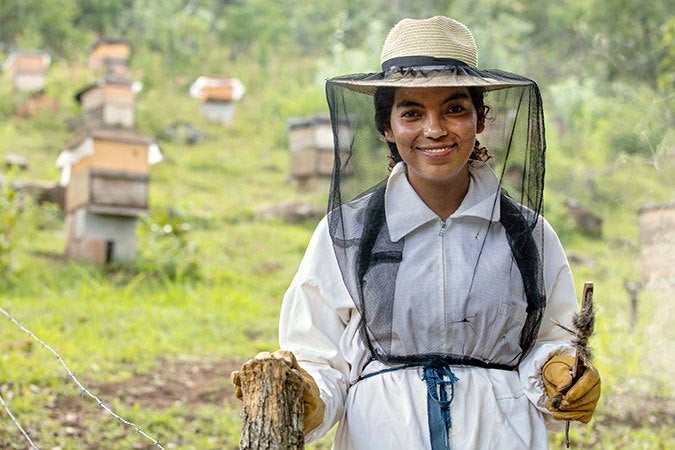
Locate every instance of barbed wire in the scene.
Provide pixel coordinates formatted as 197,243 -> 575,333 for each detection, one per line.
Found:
0,390 -> 39,449
0,306 -> 165,449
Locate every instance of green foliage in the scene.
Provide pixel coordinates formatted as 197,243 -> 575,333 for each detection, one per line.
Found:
546,78 -> 673,210
0,176 -> 50,286
0,178 -> 23,278
584,0 -> 672,86
1,0 -> 672,92
658,17 -> 675,92
74,0 -> 136,36
0,1 -> 94,58
134,212 -> 200,282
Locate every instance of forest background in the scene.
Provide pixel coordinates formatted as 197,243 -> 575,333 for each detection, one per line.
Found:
0,0 -> 673,448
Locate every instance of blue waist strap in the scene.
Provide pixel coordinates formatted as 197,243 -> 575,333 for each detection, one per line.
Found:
423,365 -> 458,450
357,362 -> 460,450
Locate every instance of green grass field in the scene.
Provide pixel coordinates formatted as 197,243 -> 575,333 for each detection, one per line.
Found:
0,58 -> 673,449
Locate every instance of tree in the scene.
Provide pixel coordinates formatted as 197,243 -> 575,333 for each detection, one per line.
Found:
586,0 -> 671,87
74,0 -> 136,36
0,0 -> 82,56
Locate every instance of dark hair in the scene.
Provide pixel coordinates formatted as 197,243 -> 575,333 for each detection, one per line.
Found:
374,86 -> 489,170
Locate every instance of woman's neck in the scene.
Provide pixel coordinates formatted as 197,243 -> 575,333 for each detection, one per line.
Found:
407,169 -> 471,221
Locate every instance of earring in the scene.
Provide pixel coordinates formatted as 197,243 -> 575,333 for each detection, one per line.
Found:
471,140 -> 493,162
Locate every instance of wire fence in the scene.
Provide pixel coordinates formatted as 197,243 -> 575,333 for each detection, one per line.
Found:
0,391 -> 38,449
0,306 -> 165,449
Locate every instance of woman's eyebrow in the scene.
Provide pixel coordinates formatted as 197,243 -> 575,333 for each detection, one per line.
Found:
441,92 -> 470,103
395,100 -> 423,108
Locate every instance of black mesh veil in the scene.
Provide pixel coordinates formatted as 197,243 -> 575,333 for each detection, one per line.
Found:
325,65 -> 547,369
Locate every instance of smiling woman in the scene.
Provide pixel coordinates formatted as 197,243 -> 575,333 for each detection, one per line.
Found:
232,15 -> 602,450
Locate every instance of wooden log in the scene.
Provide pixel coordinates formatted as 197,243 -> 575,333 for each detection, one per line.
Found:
239,356 -> 305,450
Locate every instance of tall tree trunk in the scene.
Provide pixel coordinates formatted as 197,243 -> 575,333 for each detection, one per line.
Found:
239,356 -> 305,449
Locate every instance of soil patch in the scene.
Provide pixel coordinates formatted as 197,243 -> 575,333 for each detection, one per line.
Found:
93,357 -> 243,410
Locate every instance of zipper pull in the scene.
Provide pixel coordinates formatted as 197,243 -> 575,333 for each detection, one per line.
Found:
439,220 -> 448,236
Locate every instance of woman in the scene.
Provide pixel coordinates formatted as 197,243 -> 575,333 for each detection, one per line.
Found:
234,16 -> 600,449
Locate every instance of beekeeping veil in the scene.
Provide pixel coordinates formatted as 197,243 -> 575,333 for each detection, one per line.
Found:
325,16 -> 547,370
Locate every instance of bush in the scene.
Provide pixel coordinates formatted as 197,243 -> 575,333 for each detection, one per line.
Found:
134,211 -> 200,282
0,175 -> 40,285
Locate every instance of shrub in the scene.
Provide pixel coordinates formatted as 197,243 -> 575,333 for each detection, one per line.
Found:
0,175 -> 40,285
135,211 -> 200,282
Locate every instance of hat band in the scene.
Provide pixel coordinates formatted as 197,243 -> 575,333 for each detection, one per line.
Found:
381,56 -> 469,72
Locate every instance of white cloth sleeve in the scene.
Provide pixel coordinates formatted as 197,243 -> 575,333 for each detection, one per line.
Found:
518,218 -> 578,432
278,218 -> 353,442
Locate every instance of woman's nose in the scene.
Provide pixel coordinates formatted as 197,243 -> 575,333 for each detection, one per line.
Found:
423,113 -> 447,139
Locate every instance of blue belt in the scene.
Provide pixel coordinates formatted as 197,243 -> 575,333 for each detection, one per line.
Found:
423,365 -> 458,450
358,363 -> 459,450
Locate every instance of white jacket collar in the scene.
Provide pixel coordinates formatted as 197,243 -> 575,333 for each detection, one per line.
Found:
385,161 -> 501,242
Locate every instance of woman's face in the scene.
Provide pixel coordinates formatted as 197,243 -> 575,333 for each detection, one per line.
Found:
384,86 -> 484,189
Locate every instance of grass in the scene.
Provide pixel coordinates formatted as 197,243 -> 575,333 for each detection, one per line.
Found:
0,53 -> 673,449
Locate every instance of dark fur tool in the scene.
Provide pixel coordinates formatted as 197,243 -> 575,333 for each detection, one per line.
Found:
552,282 -> 595,447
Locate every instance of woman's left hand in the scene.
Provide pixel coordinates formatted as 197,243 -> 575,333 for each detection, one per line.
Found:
542,355 -> 601,423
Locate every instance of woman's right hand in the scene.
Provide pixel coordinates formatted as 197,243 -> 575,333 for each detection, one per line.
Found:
231,349 -> 325,434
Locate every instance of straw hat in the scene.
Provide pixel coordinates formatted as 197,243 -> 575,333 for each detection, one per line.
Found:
329,16 -> 531,95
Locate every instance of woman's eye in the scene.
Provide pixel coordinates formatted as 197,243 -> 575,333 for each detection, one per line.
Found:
401,110 -> 420,118
446,105 -> 466,114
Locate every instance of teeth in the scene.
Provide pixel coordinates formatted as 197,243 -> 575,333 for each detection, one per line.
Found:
423,147 -> 450,153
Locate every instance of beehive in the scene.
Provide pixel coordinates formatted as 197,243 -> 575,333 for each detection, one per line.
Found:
88,38 -> 130,72
75,77 -> 137,129
189,77 -> 245,126
65,208 -> 140,263
59,129 -> 160,216
287,115 -> 352,183
1,51 -> 51,91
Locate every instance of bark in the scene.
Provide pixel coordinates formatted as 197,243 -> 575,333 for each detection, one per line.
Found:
239,356 -> 305,449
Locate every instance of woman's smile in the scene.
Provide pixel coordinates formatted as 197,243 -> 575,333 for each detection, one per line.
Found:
418,144 -> 456,156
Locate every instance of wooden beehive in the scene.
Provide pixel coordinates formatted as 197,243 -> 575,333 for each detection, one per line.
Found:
2,51 -> 51,91
65,208 -> 140,263
200,101 -> 237,126
67,169 -> 148,216
638,202 -> 675,287
190,77 -> 245,126
287,115 -> 352,181
75,77 -> 136,129
62,129 -> 156,215
199,84 -> 234,102
88,38 -> 130,72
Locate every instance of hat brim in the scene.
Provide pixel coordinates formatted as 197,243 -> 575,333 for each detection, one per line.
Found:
328,68 -> 533,95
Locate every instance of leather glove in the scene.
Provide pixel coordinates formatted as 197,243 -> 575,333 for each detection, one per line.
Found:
542,355 -> 601,423
231,349 -> 325,434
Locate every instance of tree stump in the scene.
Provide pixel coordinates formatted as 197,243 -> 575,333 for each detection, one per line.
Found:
239,356 -> 305,449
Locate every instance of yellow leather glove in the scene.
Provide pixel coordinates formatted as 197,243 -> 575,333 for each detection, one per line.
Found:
542,355 -> 601,423
231,349 -> 325,434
